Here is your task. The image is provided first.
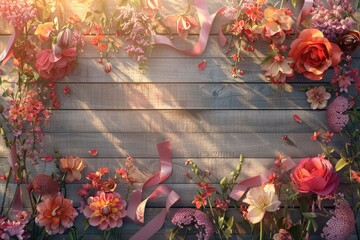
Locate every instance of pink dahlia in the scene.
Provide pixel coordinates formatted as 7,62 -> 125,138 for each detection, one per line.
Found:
321,198 -> 355,240
326,96 -> 349,132
27,174 -> 60,196
83,191 -> 127,230
35,193 -> 78,235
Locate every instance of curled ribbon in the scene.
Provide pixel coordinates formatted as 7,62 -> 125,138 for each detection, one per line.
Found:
229,158 -> 296,201
0,29 -> 16,66
295,0 -> 314,34
154,0 -> 227,56
127,141 -> 180,240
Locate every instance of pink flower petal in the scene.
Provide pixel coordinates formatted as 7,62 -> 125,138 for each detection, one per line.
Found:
293,114 -> 302,123
41,155 -> 53,162
89,149 -> 98,156
198,59 -> 206,70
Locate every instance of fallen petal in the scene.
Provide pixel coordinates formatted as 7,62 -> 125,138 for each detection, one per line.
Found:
198,59 -> 206,70
89,149 -> 98,156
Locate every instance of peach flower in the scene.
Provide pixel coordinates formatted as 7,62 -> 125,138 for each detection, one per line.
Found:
290,155 -> 339,196
242,184 -> 281,224
60,156 -> 86,182
261,55 -> 294,83
143,0 -> 162,18
288,29 -> 342,80
306,86 -> 331,110
254,7 -> 294,44
163,15 -> 198,39
34,22 -> 55,42
35,193 -> 78,235
83,191 -> 127,230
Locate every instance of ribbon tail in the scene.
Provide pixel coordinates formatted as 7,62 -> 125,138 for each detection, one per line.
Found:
12,185 -> 23,214
296,0 -> 314,34
8,142 -> 18,174
0,30 -> 17,65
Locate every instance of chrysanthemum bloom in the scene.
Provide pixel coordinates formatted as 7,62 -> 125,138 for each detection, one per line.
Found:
83,191 -> 127,230
288,29 -> 342,80
306,86 -> 331,110
171,208 -> 213,240
321,198 -> 355,240
242,184 -> 281,224
1,220 -> 27,240
273,229 -> 292,240
27,174 -> 60,196
35,193 -> 78,235
326,96 -> 349,132
60,156 -> 86,182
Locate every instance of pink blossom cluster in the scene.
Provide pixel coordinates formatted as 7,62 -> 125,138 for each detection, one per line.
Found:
311,0 -> 356,41
0,214 -> 29,240
326,96 -> 349,132
4,90 -> 51,163
0,0 -> 37,30
171,208 -> 213,240
116,5 -> 154,71
321,198 -> 355,240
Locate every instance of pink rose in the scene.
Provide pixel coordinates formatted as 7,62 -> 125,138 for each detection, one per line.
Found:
290,155 -> 339,196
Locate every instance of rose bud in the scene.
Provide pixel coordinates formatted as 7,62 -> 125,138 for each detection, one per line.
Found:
57,28 -> 73,48
103,62 -> 112,73
339,30 -> 360,54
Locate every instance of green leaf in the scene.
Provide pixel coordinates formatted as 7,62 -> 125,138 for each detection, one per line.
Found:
218,216 -> 224,228
302,212 -> 317,219
288,224 -> 303,240
335,157 -> 349,171
226,216 -> 234,228
224,227 -> 232,237
292,0 -> 298,8
169,226 -> 179,240
312,219 -> 318,232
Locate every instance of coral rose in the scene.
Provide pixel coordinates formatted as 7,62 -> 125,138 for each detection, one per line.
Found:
290,155 -> 339,196
60,156 -> 86,182
288,29 -> 342,80
83,191 -> 127,230
35,193 -> 78,235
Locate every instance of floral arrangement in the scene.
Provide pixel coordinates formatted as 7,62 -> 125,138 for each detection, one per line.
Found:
0,0 -> 358,239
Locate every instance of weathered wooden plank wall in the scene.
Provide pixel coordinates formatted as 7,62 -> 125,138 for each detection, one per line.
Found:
0,0 -> 359,239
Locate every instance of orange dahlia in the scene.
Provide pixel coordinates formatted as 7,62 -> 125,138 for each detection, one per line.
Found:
83,191 -> 127,230
35,193 -> 78,235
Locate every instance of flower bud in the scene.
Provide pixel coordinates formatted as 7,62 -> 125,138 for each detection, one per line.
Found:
103,62 -> 112,73
57,28 -> 73,48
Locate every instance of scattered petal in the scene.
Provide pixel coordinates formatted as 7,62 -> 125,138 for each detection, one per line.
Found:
293,114 -> 302,123
89,149 -> 98,156
198,59 -> 206,70
41,155 -> 53,162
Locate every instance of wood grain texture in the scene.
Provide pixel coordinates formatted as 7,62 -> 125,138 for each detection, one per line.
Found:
47,109 -> 328,133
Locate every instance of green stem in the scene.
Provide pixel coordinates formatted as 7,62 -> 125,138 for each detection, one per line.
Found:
260,220 -> 263,240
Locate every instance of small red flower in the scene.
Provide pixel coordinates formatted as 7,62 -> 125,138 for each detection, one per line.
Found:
311,131 -> 320,141
351,170 -> 360,183
198,182 -> 217,196
192,193 -> 207,209
63,86 -> 70,96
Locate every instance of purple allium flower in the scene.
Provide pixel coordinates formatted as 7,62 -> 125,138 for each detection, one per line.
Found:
326,96 -> 349,132
321,198 -> 355,240
311,0 -> 356,41
171,208 -> 213,240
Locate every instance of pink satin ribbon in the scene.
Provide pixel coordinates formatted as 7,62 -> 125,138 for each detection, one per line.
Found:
127,141 -> 180,240
8,143 -> 23,214
230,158 -> 296,201
0,30 -> 16,66
296,0 -> 314,34
154,0 -> 227,56
8,143 -> 18,174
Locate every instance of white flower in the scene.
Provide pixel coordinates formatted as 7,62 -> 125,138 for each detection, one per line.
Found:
243,184 -> 281,224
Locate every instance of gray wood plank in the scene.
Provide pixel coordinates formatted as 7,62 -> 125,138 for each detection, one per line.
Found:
47,109 -> 328,133
53,83 -> 323,110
